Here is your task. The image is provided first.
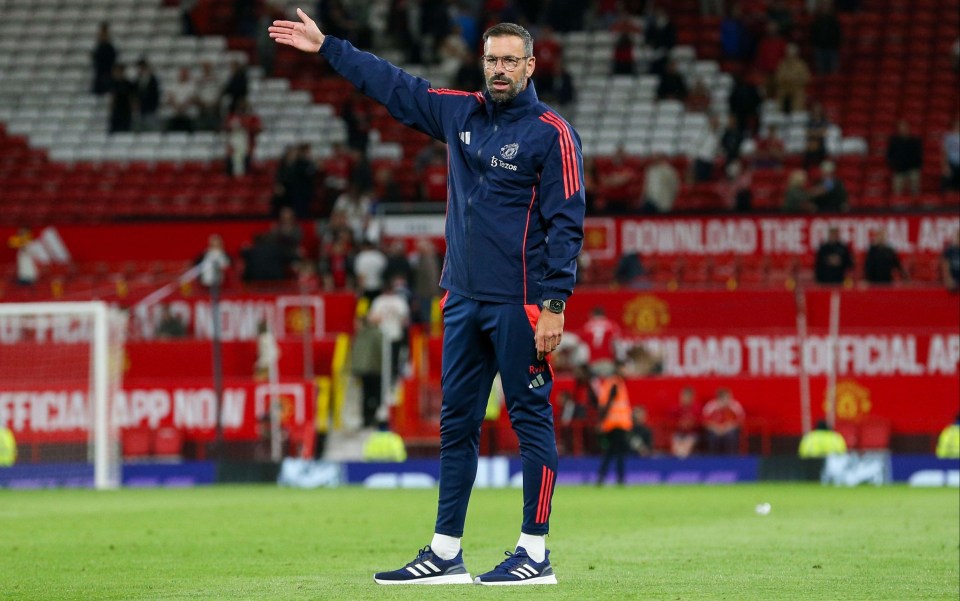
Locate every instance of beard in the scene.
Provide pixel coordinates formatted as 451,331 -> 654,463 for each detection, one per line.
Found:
486,72 -> 525,104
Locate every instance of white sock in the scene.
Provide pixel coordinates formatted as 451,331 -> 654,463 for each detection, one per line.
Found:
430,533 -> 461,560
517,533 -> 546,563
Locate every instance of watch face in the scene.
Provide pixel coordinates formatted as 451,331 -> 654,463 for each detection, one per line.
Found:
546,300 -> 564,313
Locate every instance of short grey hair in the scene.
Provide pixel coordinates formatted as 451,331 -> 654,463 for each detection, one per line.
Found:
482,23 -> 534,57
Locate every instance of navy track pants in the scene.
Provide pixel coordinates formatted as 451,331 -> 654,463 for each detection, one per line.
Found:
434,292 -> 558,537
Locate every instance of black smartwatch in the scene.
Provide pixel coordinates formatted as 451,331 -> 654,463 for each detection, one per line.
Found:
543,299 -> 565,314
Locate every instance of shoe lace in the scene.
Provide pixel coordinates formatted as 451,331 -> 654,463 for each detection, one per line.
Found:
408,546 -> 433,566
494,549 -> 530,573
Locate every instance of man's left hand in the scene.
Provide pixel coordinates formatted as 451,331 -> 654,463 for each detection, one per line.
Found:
535,310 -> 564,360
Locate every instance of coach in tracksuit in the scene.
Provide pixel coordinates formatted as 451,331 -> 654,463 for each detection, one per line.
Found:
271,11 -> 585,586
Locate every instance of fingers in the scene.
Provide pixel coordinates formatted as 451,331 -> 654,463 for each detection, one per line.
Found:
296,7 -> 314,25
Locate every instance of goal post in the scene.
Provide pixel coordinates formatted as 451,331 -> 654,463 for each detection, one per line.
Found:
0,301 -> 127,489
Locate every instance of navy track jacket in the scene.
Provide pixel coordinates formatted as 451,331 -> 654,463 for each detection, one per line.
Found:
320,36 -> 586,305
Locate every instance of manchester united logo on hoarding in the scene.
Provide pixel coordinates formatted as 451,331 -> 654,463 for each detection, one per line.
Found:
827,379 -> 872,421
623,295 -> 671,334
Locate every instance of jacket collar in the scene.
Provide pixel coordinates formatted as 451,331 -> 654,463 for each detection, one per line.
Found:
483,80 -> 540,121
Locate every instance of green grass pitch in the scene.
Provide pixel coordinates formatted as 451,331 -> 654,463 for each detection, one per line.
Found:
1,483 -> 957,600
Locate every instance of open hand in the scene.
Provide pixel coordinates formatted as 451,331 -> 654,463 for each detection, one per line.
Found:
268,8 -> 325,53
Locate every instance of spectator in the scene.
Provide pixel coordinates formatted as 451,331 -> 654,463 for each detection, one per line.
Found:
221,60 -> 249,113
383,240 -> 414,287
614,251 -> 646,289
721,159 -> 753,212
886,120 -> 923,196
372,164 -> 403,205
224,98 -> 262,177
580,306 -> 621,377
941,230 -> 960,290
156,304 -> 188,339
318,229 -> 356,291
783,169 -> 815,212
411,238 -> 443,325
941,118 -> 959,192
368,276 -> 412,383
721,4 -> 752,62
351,315 -> 384,427
289,144 -> 318,218
253,319 -> 280,380
657,61 -> 688,101
195,62 -> 222,131
453,54 -> 485,91
271,206 -> 305,269
863,229 -> 905,284
437,24 -> 469,82
809,160 -> 848,212
596,361 -> 633,485
7,227 -> 38,286
611,32 -> 637,76
165,67 -> 198,133
420,147 -> 449,202
754,125 -> 786,170
108,64 -> 136,133
810,0 -> 843,74
702,387 -> 745,455
804,102 -> 831,168
646,9 -> 677,76
353,239 -> 388,302
363,422 -> 408,461
685,78 -> 712,113
134,59 -> 161,132
242,233 -> 295,282
272,146 -> 298,215
333,183 -> 373,242
766,0 -> 795,36
774,44 -> 811,113
91,22 -> 117,95
641,155 -> 680,213
728,70 -> 763,134
630,407 -> 654,457
754,21 -> 787,95
198,234 -> 231,287
720,115 -> 745,165
670,387 -> 701,458
798,420 -> 848,457
597,145 -> 637,212
623,344 -> 663,377
814,226 -> 854,284
688,116 -> 721,182
342,90 -> 373,154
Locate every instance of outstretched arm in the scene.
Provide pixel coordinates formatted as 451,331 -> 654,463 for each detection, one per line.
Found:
268,8 -> 325,53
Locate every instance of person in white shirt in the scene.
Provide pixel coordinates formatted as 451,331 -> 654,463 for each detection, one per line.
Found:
199,234 -> 230,287
641,156 -> 680,213
353,239 -> 387,301
368,277 -> 411,383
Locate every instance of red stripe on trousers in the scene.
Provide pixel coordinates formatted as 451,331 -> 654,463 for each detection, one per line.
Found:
536,466 -> 555,523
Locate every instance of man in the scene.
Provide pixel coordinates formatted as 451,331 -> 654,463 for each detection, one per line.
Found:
270,10 -> 584,586
863,229 -> 905,284
886,120 -> 923,196
702,387 -> 745,455
814,226 -> 854,284
596,362 -> 633,485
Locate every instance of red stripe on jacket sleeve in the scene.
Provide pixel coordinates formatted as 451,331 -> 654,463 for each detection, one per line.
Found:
539,112 -> 581,199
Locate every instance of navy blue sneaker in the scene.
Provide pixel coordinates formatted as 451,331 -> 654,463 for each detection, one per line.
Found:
474,547 -> 557,585
373,546 -> 472,585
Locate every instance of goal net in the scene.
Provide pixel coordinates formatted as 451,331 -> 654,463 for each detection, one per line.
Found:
0,302 -> 127,489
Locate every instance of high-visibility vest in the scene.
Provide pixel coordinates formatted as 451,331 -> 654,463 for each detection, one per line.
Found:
798,430 -> 847,458
936,425 -> 960,459
598,375 -> 632,433
0,427 -> 16,466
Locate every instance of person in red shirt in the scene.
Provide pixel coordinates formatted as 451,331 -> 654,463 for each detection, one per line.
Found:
670,387 -> 701,458
702,387 -> 745,455
754,21 -> 787,94
580,306 -> 621,377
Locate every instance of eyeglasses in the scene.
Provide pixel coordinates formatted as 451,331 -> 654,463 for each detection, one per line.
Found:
481,55 -> 529,71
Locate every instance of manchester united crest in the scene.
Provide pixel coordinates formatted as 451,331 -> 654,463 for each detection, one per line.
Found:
500,143 -> 519,160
